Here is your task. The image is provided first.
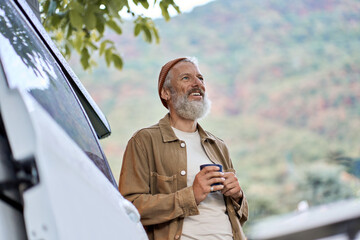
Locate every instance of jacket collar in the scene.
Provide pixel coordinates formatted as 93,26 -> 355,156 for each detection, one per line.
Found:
159,113 -> 216,143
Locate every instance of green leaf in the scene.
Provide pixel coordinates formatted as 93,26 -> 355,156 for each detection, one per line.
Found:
167,0 -> 181,14
74,33 -> 83,52
69,1 -> 84,13
152,26 -> 160,44
42,0 -> 50,15
99,40 -> 113,55
80,47 -> 90,69
50,14 -> 62,28
95,13 -> 105,34
87,41 -> 98,50
159,2 -> 170,21
66,24 -> 73,39
134,24 -> 141,36
112,53 -> 123,69
107,20 -> 122,34
84,11 -> 96,30
173,5 -> 181,14
69,10 -> 83,30
65,44 -> 71,58
140,0 -> 149,9
105,48 -> 113,67
108,0 -> 124,17
142,25 -> 152,42
59,12 -> 70,31
48,0 -> 57,16
99,42 -> 107,56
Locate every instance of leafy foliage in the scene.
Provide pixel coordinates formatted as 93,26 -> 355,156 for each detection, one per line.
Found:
297,163 -> 354,206
40,0 -> 180,70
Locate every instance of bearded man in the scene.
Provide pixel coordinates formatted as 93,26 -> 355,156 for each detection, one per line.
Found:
119,57 -> 248,240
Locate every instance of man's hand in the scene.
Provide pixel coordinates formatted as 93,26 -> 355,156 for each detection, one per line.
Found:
221,172 -> 243,203
192,166 -> 225,205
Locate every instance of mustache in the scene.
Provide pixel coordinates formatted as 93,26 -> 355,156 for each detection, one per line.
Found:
186,88 -> 205,96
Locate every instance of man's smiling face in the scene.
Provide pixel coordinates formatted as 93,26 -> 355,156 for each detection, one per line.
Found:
167,61 -> 211,120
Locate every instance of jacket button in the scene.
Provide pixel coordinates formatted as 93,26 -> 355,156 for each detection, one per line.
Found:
180,170 -> 186,176
180,142 -> 186,148
175,235 -> 180,239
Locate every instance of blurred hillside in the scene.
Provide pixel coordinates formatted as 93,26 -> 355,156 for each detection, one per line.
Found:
72,0 -> 360,229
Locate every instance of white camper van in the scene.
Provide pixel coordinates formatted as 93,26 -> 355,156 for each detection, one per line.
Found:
0,0 -> 147,239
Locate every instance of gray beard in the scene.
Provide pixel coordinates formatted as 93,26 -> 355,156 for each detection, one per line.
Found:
171,91 -> 211,120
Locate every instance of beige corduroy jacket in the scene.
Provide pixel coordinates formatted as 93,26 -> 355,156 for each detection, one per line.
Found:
119,114 -> 248,240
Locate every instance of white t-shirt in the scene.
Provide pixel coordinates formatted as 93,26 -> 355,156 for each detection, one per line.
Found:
172,127 -> 233,240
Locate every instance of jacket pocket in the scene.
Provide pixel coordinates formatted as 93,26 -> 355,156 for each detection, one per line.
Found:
150,172 -> 177,194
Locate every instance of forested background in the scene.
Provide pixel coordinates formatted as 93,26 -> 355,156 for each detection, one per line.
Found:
71,0 -> 360,231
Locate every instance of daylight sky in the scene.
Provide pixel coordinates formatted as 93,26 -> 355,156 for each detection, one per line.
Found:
123,0 -> 215,19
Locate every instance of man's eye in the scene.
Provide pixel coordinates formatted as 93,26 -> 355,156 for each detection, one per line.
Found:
198,77 -> 204,82
182,76 -> 189,80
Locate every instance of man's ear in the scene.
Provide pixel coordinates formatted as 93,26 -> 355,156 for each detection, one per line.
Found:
161,88 -> 171,102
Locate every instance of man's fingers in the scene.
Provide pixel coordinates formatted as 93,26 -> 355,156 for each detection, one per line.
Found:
210,184 -> 224,192
205,171 -> 224,180
221,172 -> 243,199
209,177 -> 225,185
201,166 -> 221,174
222,183 -> 240,195
221,182 -> 234,194
222,188 -> 237,196
223,172 -> 238,181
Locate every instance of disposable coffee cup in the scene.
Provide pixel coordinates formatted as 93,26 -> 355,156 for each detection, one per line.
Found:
200,164 -> 223,186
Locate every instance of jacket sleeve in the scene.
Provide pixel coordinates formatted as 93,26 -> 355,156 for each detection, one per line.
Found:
119,136 -> 199,226
231,194 -> 249,225
226,166 -> 249,225
222,142 -> 249,226
228,159 -> 249,225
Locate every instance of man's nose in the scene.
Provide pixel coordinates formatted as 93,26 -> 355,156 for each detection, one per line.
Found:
192,76 -> 204,86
